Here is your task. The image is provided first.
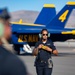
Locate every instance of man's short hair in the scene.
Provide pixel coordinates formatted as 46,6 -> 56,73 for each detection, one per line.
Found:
0,8 -> 10,20
41,29 -> 48,34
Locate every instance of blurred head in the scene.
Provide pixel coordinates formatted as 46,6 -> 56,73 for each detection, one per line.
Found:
0,8 -> 11,40
41,29 -> 48,40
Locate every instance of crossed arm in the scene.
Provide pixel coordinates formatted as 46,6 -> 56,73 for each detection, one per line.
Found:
33,44 -> 58,56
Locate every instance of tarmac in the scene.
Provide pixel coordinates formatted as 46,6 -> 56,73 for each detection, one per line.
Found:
18,42 -> 75,75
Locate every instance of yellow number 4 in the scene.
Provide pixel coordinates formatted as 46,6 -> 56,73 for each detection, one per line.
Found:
59,10 -> 69,22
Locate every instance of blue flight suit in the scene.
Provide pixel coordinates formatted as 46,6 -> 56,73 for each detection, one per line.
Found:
34,39 -> 56,75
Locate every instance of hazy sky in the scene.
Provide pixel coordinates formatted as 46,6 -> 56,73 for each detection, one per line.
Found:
0,0 -> 75,12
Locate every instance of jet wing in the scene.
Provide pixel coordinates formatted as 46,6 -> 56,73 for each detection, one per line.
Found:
49,28 -> 75,42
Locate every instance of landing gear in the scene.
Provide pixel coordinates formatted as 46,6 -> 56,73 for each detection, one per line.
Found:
13,44 -> 22,55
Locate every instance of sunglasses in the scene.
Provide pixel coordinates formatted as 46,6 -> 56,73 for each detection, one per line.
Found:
42,34 -> 48,36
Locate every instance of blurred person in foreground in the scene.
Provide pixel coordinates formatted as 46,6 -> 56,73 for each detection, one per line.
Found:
33,29 -> 58,75
0,8 -> 28,75
0,8 -> 15,53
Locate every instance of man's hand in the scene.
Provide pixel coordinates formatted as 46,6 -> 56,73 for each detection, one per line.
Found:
42,45 -> 52,52
32,44 -> 44,56
38,44 -> 44,49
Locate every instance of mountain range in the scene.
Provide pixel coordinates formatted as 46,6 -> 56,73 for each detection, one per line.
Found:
10,10 -> 75,28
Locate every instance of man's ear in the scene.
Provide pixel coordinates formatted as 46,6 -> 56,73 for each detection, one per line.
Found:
0,22 -> 4,37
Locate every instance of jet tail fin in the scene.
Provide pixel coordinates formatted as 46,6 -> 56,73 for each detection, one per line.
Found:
11,19 -> 23,24
47,2 -> 75,29
34,4 -> 56,25
19,19 -> 23,24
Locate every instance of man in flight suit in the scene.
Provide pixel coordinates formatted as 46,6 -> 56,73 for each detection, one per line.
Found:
0,8 -> 28,75
33,29 -> 58,75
